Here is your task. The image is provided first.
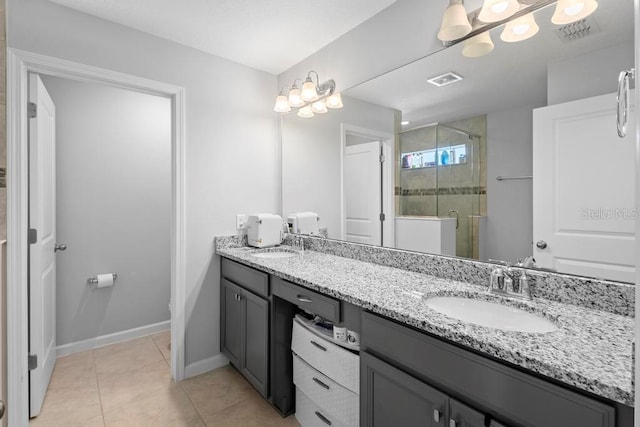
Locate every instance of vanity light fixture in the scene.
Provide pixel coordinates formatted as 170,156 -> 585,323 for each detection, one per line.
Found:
462,24 -> 494,57
438,0 -> 472,42
478,0 -> 519,23
438,0 -> 599,59
552,0 -> 598,25
325,92 -> 344,109
297,106 -> 315,118
274,71 -> 343,118
501,10 -> 539,42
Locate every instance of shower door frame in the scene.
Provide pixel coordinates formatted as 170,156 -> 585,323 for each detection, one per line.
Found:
6,49 -> 187,427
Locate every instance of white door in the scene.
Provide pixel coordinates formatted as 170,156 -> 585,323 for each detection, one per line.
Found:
533,91 -> 635,282
28,74 -> 57,417
344,141 -> 382,245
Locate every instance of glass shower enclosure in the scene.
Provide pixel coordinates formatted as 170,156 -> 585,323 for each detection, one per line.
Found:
398,121 -> 484,259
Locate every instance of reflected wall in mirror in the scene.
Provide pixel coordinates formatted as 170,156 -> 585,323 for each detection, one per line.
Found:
281,0 -> 635,283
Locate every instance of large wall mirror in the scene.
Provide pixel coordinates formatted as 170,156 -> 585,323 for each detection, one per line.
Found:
281,0 -> 635,283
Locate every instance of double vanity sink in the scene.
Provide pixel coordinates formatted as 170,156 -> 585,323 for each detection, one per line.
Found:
249,246 -> 561,334
217,237 -> 634,425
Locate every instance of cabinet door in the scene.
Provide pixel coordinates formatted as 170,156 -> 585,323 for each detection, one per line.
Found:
242,290 -> 269,397
221,278 -> 243,367
449,399 -> 486,427
361,351 -> 448,427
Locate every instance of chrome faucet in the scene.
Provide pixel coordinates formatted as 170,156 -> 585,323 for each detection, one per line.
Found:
293,235 -> 305,253
488,266 -> 532,300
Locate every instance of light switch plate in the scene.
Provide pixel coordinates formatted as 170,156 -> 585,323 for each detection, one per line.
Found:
236,214 -> 248,230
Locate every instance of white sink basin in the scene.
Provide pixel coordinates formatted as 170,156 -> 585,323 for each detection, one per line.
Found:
251,250 -> 299,259
424,296 -> 559,333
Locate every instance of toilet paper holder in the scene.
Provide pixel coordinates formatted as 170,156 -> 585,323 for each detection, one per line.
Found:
87,273 -> 117,284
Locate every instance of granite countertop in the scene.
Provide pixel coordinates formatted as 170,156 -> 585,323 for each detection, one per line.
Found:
216,245 -> 634,406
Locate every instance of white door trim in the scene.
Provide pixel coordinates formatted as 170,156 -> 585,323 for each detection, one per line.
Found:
340,124 -> 395,246
6,48 -> 187,426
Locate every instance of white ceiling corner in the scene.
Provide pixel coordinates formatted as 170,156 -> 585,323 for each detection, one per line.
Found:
47,0 -> 398,75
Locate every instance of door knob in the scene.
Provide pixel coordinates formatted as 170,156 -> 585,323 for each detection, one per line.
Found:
54,243 -> 67,252
536,240 -> 548,249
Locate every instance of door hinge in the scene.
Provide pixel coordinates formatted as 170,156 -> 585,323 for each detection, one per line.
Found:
28,354 -> 38,371
28,102 -> 37,118
379,153 -> 385,163
28,228 -> 37,244
380,213 -> 386,221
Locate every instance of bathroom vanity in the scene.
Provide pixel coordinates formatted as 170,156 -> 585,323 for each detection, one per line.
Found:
216,235 -> 634,427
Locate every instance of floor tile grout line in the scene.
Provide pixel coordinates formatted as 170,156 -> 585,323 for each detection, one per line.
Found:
177,376 -> 211,425
92,349 -> 107,426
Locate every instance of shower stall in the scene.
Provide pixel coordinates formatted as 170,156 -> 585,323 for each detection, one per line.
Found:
397,120 -> 486,259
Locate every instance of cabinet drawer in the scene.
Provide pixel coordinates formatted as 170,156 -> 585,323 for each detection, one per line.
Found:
296,388 -> 348,427
221,258 -> 269,297
362,312 -> 615,427
272,276 -> 340,322
293,353 -> 359,426
292,320 -> 359,393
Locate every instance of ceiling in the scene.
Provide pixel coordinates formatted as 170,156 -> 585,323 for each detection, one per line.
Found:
345,0 -> 634,126
47,0 -> 397,75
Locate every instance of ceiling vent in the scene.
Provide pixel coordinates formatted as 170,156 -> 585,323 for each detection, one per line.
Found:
427,72 -> 463,87
554,16 -> 601,42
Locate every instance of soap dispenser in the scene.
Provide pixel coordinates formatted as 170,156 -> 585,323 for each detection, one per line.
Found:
490,267 -> 504,290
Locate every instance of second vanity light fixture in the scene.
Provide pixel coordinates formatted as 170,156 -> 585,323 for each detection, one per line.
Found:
438,0 -> 598,58
273,71 -> 343,118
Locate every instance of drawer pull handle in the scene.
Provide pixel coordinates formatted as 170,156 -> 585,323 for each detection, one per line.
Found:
433,409 -> 441,423
297,294 -> 313,303
313,377 -> 330,390
449,419 -> 457,427
310,340 -> 327,351
315,411 -> 332,425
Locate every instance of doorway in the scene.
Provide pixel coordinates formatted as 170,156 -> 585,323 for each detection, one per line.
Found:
27,73 -> 173,418
341,125 -> 394,247
7,50 -> 187,427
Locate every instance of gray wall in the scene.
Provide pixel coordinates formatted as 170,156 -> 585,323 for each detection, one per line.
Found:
547,41 -> 634,105
281,95 -> 396,239
278,0 -> 449,93
8,0 -> 280,367
41,76 -> 171,346
486,104 -> 544,263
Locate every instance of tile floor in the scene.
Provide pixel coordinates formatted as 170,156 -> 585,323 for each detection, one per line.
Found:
29,331 -> 301,427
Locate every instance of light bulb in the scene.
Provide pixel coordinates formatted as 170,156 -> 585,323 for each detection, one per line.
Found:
462,30 -> 494,58
552,0 -> 597,25
326,92 -> 343,109
273,94 -> 291,113
437,0 -> 472,42
301,78 -> 318,102
478,0 -> 519,23
500,12 -> 539,42
297,106 -> 314,118
288,86 -> 304,108
311,100 -> 328,114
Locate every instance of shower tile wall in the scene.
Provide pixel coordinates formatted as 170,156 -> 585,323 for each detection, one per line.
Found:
398,116 -> 487,258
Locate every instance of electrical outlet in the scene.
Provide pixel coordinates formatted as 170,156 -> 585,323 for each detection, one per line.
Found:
236,214 -> 248,230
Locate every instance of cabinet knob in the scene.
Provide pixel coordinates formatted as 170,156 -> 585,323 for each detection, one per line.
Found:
235,293 -> 241,301
449,420 -> 457,427
433,409 -> 441,423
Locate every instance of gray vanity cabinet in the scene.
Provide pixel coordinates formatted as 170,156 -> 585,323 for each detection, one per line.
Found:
361,351 -> 447,426
361,351 -> 484,427
361,311 -> 619,427
220,259 -> 270,398
221,278 -> 243,367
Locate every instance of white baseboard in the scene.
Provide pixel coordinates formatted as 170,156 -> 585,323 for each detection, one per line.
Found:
56,320 -> 171,357
184,353 -> 229,379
